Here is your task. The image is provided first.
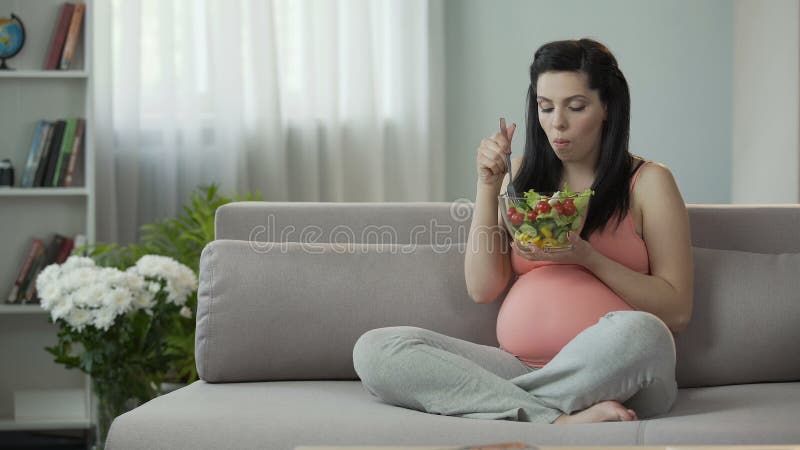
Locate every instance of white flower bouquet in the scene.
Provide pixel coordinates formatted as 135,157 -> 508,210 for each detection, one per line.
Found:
38,255 -> 196,334
36,254 -> 198,444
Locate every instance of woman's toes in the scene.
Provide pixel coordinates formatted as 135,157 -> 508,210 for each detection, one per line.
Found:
615,407 -> 635,421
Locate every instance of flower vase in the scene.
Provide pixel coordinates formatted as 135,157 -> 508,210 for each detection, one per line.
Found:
92,383 -> 141,450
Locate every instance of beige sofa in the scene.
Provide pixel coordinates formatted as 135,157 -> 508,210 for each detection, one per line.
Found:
107,202 -> 800,449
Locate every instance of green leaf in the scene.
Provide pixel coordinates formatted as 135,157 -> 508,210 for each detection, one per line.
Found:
80,352 -> 94,374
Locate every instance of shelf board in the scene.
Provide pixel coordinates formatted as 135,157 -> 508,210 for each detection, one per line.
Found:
0,187 -> 89,197
0,70 -> 89,79
0,417 -> 92,431
0,304 -> 47,315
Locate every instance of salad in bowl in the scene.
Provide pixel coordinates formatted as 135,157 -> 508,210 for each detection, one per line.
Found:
499,185 -> 594,252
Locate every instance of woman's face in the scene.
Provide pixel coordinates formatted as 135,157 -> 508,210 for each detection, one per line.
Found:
535,71 -> 607,164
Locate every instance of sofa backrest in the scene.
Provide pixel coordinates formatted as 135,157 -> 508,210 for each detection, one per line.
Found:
196,202 -> 800,387
214,201 -> 473,245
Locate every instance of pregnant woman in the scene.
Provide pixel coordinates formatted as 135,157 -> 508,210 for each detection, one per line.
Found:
352,38 -> 693,424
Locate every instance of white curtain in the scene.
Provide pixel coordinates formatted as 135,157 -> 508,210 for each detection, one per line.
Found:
93,0 -> 446,244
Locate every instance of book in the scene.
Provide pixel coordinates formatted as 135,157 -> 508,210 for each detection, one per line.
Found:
10,234 -> 76,304
52,118 -> 77,187
31,123 -> 55,188
6,239 -> 43,304
54,236 -> 75,264
20,245 -> 47,304
21,120 -> 48,188
44,3 -> 75,70
31,122 -> 54,188
43,234 -> 67,266
41,120 -> 66,187
61,118 -> 85,187
59,3 -> 85,70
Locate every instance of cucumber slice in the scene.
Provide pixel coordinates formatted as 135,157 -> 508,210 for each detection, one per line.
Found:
519,224 -> 538,237
536,218 -> 556,229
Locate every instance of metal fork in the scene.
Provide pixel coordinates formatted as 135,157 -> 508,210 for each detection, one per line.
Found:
504,150 -> 516,199
500,118 -> 517,200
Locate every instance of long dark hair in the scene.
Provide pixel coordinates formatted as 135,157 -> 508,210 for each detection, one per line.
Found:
511,38 -> 643,239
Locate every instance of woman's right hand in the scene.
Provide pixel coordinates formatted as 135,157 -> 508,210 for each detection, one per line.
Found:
476,118 -> 516,189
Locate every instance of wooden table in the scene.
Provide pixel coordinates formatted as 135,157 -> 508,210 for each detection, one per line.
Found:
296,445 -> 800,450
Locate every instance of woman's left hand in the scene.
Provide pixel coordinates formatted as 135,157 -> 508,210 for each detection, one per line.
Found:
511,231 -> 597,268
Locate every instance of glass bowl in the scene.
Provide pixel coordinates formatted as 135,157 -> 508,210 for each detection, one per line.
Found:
498,191 -> 592,253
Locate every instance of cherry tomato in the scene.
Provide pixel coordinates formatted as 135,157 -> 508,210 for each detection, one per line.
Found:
554,202 -> 565,215
562,199 -> 576,216
506,207 -> 517,219
510,212 -> 524,227
526,210 -> 538,222
535,200 -> 551,213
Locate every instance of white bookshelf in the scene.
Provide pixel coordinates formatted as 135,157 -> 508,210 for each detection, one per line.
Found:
0,187 -> 89,196
0,418 -> 92,431
0,304 -> 48,314
0,70 -> 88,78
0,0 -> 95,436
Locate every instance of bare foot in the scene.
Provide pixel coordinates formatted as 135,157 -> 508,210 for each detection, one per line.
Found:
553,400 -> 638,424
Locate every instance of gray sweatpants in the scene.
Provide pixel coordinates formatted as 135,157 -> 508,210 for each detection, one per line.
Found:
352,310 -> 678,424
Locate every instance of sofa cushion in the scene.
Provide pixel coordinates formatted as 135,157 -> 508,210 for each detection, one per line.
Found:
197,242 -> 800,386
196,240 -> 502,382
641,382 -> 800,444
106,380 -> 800,449
675,247 -> 800,388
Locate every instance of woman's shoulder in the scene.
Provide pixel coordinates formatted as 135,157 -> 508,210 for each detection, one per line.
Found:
632,157 -> 673,182
631,155 -> 660,173
631,157 -> 682,204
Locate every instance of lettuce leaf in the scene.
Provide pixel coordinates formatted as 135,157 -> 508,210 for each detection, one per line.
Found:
524,189 -> 543,210
559,182 -> 577,198
573,188 -> 594,214
554,214 -> 572,227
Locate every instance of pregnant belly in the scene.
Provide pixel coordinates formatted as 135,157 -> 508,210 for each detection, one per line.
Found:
496,264 -> 635,367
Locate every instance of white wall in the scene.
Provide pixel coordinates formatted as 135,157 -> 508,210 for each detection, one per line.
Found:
731,0 -> 799,203
444,0 -> 734,203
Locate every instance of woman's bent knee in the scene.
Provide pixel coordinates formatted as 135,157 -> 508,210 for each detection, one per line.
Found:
352,327 -> 420,380
605,311 -> 674,350
601,311 -> 676,371
353,326 -> 427,399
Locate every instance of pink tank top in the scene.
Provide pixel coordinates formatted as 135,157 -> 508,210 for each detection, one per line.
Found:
496,161 -> 651,368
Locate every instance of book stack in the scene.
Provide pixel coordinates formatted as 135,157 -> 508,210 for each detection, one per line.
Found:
20,118 -> 86,188
6,233 -> 86,304
43,2 -> 86,71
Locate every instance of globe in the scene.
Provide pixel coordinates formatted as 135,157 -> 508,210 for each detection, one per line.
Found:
0,14 -> 25,70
